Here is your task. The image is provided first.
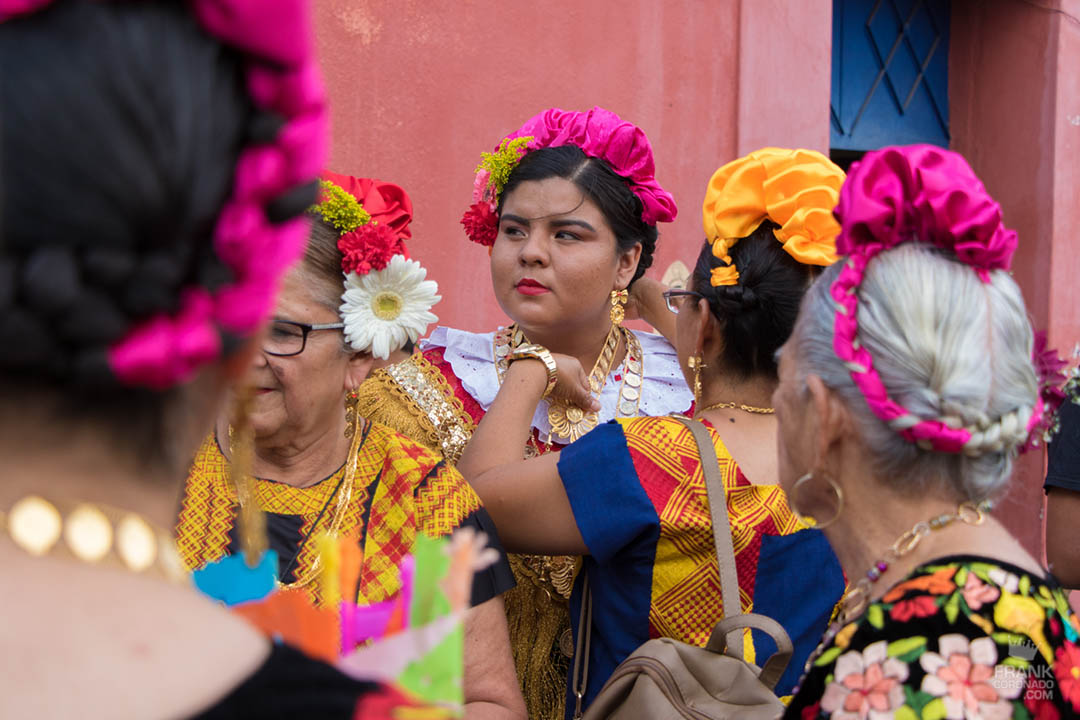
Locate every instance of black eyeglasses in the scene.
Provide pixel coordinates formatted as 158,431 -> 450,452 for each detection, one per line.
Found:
264,320 -> 345,357
662,289 -> 705,314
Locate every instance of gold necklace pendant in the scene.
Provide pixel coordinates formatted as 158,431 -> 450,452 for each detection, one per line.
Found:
546,324 -> 621,442
547,400 -> 600,443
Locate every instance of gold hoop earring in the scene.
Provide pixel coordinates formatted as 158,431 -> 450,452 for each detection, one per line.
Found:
789,471 -> 844,529
687,354 -> 706,408
610,289 -> 628,327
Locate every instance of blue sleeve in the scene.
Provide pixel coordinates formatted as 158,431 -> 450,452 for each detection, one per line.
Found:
557,421 -> 658,564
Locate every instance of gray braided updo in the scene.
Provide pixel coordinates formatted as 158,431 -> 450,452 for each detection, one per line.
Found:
793,243 -> 1038,501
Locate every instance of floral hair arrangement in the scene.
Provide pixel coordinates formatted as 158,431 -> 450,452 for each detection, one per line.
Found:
1,0 -> 328,390
316,172 -> 439,361
702,148 -> 845,287
460,106 -> 678,247
831,144 -> 1063,455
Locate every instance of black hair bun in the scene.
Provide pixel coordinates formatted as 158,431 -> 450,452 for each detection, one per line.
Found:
692,219 -> 816,377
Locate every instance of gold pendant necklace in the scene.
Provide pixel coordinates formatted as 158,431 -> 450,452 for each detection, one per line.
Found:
546,324 -> 620,442
494,323 -> 646,444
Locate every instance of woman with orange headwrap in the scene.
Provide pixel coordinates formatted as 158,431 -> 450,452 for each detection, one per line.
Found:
460,148 -> 849,715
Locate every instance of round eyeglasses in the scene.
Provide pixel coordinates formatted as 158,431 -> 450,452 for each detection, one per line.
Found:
263,320 -> 345,357
661,289 -> 705,314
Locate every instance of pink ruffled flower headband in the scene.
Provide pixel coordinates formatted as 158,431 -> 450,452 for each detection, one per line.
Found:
831,144 -> 1061,454
1,0 -> 327,390
461,106 -> 677,247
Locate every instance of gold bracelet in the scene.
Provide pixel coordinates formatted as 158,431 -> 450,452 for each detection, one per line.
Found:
505,343 -> 558,399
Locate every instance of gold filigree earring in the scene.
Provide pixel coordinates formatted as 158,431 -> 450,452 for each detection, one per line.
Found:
228,387 -> 267,567
610,289 -> 628,326
344,389 -> 360,438
687,354 -> 706,408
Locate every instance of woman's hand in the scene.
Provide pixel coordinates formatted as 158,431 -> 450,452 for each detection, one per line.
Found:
626,277 -> 676,344
548,353 -> 600,412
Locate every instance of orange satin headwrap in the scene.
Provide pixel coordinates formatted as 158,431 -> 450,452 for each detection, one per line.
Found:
320,170 -> 413,243
701,148 -> 844,287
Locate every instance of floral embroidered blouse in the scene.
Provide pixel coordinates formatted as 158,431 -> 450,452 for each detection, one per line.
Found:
785,556 -> 1080,720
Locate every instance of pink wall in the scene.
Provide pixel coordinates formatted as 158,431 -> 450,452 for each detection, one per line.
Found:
313,0 -> 833,332
951,0 -> 1080,555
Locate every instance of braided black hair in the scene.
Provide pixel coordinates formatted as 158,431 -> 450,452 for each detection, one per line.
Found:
498,145 -> 658,285
691,220 -> 821,378
0,1 -> 278,462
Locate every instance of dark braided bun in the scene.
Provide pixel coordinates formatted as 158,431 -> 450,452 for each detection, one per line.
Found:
0,0 -> 251,387
691,219 -> 821,377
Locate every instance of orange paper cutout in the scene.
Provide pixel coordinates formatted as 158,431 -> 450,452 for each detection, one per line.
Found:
233,589 -> 339,662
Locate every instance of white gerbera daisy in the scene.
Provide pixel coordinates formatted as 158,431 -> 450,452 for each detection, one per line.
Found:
340,254 -> 440,360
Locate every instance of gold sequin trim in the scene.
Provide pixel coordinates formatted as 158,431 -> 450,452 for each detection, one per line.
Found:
384,354 -> 476,464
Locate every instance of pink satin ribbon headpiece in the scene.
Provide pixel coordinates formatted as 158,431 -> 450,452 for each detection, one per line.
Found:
830,144 -> 1029,453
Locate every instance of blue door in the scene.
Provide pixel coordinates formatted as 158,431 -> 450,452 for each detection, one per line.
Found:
831,0 -> 950,151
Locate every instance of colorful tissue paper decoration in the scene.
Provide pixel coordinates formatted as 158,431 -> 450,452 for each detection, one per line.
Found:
190,530 -> 491,716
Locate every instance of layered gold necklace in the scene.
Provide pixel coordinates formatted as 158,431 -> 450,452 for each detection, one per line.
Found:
494,323 -> 644,443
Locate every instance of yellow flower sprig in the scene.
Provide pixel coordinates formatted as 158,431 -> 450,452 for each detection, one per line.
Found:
476,136 -> 533,199
312,180 -> 371,235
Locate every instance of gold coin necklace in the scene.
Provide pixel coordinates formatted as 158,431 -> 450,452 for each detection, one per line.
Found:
1,495 -> 188,584
494,323 -> 645,445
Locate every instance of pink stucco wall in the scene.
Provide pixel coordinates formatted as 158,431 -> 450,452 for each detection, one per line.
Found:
313,0 -> 833,333
951,0 -> 1080,556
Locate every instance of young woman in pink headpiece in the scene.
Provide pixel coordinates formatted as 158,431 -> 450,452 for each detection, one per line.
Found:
354,107 -> 692,719
0,0 -> 435,717
770,145 -> 1079,719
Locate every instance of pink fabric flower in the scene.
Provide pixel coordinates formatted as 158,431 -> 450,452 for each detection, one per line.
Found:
834,144 -> 1017,275
920,634 -> 1019,719
820,641 -> 908,719
961,573 -> 1000,611
503,107 -> 677,225
472,168 -> 493,204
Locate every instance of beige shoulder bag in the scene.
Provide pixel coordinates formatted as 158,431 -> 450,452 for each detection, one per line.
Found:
573,416 -> 792,720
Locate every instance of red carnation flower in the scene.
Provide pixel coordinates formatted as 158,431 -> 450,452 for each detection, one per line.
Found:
461,201 -> 498,247
338,223 -> 405,276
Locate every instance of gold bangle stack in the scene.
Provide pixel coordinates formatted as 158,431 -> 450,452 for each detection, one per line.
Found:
505,343 -> 559,399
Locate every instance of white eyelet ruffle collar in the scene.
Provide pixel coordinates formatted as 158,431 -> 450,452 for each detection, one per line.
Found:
422,325 -> 693,441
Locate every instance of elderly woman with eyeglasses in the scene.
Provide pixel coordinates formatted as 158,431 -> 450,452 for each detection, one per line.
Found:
175,173 -> 526,720
459,149 -> 849,711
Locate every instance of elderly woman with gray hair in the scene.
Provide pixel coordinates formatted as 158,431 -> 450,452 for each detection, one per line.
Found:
776,146 -> 1080,720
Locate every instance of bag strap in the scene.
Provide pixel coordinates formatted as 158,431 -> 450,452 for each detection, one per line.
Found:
671,416 -> 744,658
706,613 -> 795,690
571,573 -> 593,720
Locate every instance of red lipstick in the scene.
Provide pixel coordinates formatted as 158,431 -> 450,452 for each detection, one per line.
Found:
516,278 -> 550,296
